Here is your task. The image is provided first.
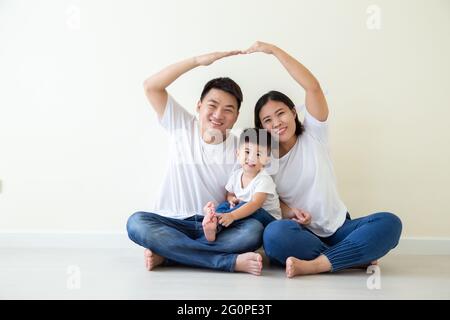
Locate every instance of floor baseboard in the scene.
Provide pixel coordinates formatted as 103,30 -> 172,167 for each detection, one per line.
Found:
0,231 -> 135,249
394,237 -> 450,255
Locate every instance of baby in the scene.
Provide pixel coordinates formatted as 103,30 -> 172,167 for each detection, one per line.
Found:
202,128 -> 281,242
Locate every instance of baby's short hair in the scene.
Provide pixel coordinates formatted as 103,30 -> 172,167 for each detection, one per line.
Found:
238,128 -> 272,153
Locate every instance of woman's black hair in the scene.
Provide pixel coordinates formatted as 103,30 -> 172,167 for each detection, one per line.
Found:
254,90 -> 304,136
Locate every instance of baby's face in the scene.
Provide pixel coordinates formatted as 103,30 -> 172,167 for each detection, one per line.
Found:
237,142 -> 269,174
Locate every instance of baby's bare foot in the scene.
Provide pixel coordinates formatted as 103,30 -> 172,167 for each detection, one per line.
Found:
144,249 -> 165,271
234,252 -> 263,276
202,202 -> 217,242
203,201 -> 215,215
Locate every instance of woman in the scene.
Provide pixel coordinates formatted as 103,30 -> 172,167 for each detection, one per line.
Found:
244,41 -> 402,278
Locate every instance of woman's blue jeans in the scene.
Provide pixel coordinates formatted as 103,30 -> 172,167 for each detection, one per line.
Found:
263,212 -> 402,272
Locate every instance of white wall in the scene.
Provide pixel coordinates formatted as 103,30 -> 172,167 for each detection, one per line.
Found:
1,0 -> 449,237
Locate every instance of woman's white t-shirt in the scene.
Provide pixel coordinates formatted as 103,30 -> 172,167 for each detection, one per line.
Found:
271,107 -> 347,237
151,95 -> 238,219
225,168 -> 282,219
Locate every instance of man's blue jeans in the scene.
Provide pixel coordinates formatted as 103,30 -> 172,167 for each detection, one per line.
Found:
126,211 -> 264,272
263,212 -> 402,272
216,201 -> 276,227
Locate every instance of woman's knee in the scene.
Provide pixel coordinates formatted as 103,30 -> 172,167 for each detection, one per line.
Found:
263,220 -> 298,260
376,212 -> 402,231
264,220 -> 296,241
375,212 -> 403,245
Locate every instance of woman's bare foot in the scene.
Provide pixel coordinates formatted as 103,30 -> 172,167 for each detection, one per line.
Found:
352,260 -> 379,270
144,249 -> 165,271
202,201 -> 218,242
286,255 -> 332,278
234,252 -> 263,276
286,257 -> 311,278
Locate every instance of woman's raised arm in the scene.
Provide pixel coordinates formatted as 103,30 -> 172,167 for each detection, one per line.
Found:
244,41 -> 328,121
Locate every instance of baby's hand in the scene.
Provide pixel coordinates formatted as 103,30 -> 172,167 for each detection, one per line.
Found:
218,213 -> 235,227
229,197 -> 240,208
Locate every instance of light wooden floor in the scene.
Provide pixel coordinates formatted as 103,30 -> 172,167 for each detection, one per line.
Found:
1,247 -> 449,299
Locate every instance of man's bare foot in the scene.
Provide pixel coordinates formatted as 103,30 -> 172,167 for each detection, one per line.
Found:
202,201 -> 218,242
286,255 -> 332,278
234,252 -> 263,276
144,249 -> 165,271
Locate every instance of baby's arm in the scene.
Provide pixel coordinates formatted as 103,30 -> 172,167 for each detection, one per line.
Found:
226,191 -> 239,208
218,192 -> 267,227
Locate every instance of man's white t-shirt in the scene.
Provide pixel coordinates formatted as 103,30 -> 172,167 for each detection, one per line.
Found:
271,107 -> 347,237
151,95 -> 238,219
225,168 -> 282,220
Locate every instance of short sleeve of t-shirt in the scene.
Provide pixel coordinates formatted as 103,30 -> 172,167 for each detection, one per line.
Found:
302,106 -> 329,145
254,174 -> 277,196
225,173 -> 236,194
158,94 -> 196,133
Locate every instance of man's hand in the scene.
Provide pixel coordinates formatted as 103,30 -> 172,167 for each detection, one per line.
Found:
218,213 -> 235,227
195,50 -> 242,66
291,208 -> 312,225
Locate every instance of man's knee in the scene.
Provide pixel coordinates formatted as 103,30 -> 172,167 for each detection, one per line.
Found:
226,219 -> 264,252
242,219 -> 264,248
126,211 -> 160,242
242,218 -> 264,233
127,211 -> 147,232
127,211 -> 144,242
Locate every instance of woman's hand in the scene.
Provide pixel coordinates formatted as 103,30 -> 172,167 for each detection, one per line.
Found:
243,41 -> 276,55
291,208 -> 312,225
195,50 -> 242,66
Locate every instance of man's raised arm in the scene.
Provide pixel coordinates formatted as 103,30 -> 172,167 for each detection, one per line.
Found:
143,51 -> 242,119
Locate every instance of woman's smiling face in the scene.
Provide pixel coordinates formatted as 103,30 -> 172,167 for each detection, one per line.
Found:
259,100 -> 297,143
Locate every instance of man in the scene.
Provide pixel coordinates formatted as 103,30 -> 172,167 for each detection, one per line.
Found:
126,50 -> 264,275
